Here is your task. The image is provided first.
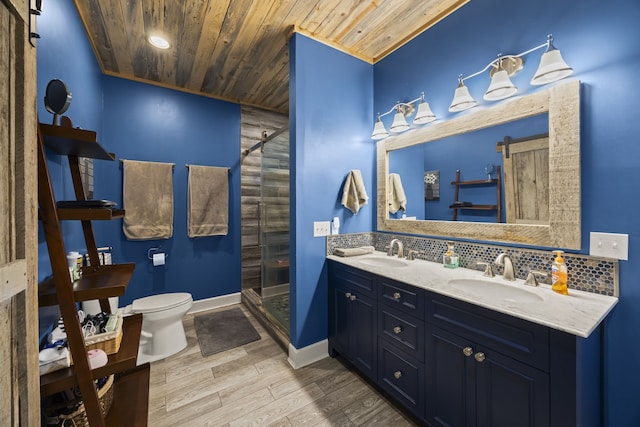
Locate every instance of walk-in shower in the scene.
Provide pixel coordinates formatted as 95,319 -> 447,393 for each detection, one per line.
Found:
241,127 -> 290,345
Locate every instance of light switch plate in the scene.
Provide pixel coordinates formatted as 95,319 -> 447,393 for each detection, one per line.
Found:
589,232 -> 629,260
313,221 -> 331,237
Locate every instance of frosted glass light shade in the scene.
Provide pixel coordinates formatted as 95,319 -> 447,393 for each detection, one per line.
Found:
390,111 -> 410,133
413,101 -> 436,125
371,118 -> 389,140
484,69 -> 518,101
531,49 -> 573,85
449,83 -> 477,112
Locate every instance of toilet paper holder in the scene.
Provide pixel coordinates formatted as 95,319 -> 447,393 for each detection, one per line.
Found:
147,247 -> 168,261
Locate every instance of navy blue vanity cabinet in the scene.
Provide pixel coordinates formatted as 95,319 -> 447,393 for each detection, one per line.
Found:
377,277 -> 427,420
425,323 -> 549,427
328,261 -> 603,427
425,292 -> 602,427
328,262 -> 377,380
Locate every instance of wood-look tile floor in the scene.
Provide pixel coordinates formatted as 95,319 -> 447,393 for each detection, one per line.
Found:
148,304 -> 420,427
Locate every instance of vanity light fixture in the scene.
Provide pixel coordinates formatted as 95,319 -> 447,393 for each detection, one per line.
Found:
449,34 -> 573,112
371,92 -> 436,140
148,35 -> 171,50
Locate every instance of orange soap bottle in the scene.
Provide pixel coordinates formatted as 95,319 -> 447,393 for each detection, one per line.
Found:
551,250 -> 569,295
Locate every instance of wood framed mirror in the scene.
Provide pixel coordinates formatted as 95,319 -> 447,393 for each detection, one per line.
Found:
377,80 -> 580,249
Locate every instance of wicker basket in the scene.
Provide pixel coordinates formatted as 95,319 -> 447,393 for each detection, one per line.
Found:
69,315 -> 123,364
55,375 -> 114,427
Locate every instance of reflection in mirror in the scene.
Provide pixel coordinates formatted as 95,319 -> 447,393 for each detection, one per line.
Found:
388,115 -> 548,223
377,80 -> 581,249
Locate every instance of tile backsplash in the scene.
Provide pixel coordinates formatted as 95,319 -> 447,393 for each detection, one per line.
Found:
327,232 -> 618,297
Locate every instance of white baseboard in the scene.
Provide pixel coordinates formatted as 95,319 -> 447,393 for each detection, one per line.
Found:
287,339 -> 329,369
188,292 -> 241,314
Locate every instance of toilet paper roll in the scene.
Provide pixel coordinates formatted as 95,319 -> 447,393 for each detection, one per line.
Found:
153,253 -> 165,266
87,349 -> 108,369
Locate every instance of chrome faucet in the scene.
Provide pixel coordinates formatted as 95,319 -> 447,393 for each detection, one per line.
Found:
495,253 -> 515,281
388,239 -> 404,258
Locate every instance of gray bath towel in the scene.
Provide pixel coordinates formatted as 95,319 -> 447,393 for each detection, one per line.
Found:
188,165 -> 229,237
122,160 -> 174,240
341,169 -> 369,214
333,246 -> 375,257
389,173 -> 407,214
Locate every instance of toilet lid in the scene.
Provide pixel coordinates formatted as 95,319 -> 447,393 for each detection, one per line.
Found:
132,292 -> 192,313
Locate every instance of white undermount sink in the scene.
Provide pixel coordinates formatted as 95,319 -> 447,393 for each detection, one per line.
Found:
357,256 -> 409,268
446,278 -> 544,303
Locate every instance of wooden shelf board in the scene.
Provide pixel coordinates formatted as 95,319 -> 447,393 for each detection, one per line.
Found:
449,205 -> 498,210
105,363 -> 150,427
38,263 -> 135,306
40,314 -> 143,396
450,178 -> 498,186
40,123 -> 114,161
56,208 -> 125,220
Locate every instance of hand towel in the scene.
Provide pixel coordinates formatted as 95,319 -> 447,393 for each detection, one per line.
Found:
341,169 -> 369,214
122,160 -> 173,240
333,246 -> 375,257
188,165 -> 229,237
389,173 -> 407,214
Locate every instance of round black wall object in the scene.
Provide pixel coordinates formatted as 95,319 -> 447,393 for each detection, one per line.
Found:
44,79 -> 72,125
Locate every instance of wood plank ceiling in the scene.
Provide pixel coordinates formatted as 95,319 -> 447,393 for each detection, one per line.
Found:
73,0 -> 468,113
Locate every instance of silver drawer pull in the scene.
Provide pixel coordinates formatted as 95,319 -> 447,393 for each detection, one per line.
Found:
393,292 -> 401,300
393,326 -> 402,334
350,294 -> 357,301
345,292 -> 351,299
393,370 -> 402,379
475,352 -> 486,363
463,346 -> 473,357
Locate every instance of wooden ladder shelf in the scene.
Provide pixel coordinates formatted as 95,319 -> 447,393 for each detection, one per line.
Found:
450,166 -> 502,223
37,119 -> 149,426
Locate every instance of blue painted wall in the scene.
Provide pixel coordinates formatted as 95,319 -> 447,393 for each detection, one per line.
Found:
36,1 -> 242,305
94,77 -> 241,304
290,34 -> 374,349
374,0 -> 640,425
36,0 -> 103,281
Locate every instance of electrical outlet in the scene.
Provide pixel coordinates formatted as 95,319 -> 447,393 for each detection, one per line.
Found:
313,221 -> 331,237
589,232 -> 629,260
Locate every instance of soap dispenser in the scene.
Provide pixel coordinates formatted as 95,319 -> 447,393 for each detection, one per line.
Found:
443,241 -> 459,268
551,250 -> 569,295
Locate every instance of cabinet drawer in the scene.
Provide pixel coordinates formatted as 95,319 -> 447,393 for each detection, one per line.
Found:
379,306 -> 424,361
379,278 -> 425,320
378,342 -> 425,420
427,293 -> 549,371
329,262 -> 375,298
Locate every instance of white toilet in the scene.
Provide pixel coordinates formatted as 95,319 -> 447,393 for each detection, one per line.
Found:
126,292 -> 193,365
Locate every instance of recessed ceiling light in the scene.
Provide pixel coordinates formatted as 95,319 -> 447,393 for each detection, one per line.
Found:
148,35 -> 170,49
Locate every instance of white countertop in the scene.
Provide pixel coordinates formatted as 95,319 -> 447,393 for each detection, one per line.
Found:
327,251 -> 618,338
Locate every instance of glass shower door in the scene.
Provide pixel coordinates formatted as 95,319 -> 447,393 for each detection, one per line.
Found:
260,129 -> 290,335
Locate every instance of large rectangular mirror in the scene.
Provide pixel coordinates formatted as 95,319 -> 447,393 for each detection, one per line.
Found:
377,80 -> 580,249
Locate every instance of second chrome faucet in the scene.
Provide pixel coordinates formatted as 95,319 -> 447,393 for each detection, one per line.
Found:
495,253 -> 515,281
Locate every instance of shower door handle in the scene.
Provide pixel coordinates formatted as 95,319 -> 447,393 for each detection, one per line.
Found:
257,201 -> 263,247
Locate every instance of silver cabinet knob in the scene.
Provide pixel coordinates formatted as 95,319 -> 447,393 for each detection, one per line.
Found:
345,292 -> 351,299
393,292 -> 401,300
463,346 -> 473,357
393,326 -> 402,334
475,352 -> 486,363
394,371 -> 402,379
350,294 -> 356,301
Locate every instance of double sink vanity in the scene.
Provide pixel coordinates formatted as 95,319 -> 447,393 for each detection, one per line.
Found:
326,79 -> 616,426
327,250 -> 617,426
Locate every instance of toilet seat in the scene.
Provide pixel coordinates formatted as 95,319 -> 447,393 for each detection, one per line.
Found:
132,292 -> 192,314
